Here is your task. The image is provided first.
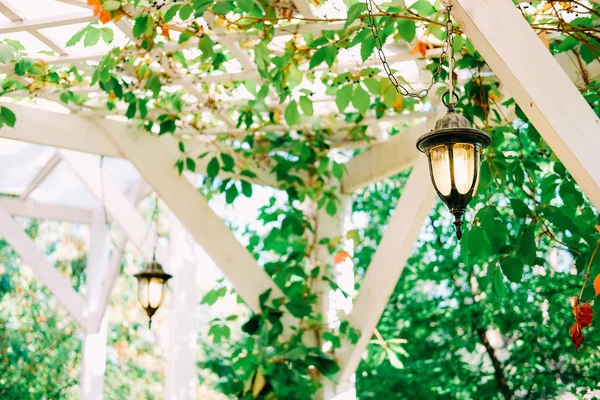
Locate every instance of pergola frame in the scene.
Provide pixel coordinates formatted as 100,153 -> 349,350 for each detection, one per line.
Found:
0,0 -> 599,399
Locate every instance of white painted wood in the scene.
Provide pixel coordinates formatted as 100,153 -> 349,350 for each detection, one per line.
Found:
81,211 -> 110,400
0,204 -> 87,327
0,105 -> 281,187
0,1 -> 22,21
448,0 -> 600,209
59,149 -> 168,265
97,119 -> 284,313
164,219 -> 199,400
0,12 -> 95,34
341,115 -> 438,194
313,193 -> 355,400
20,151 -> 61,200
0,197 -> 93,224
0,105 -> 122,157
292,0 -> 317,18
87,180 -> 146,334
29,30 -> 68,56
338,157 -> 436,385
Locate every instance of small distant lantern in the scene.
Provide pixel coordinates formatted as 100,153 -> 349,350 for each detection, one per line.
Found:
134,258 -> 171,328
417,105 -> 491,240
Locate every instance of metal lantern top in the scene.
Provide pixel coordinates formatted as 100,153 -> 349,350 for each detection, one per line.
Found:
134,259 -> 172,282
416,106 -> 491,153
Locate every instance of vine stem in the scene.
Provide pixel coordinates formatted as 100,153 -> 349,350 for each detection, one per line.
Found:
578,240 -> 600,300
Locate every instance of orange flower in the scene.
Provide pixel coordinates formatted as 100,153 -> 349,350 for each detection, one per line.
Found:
98,10 -> 111,24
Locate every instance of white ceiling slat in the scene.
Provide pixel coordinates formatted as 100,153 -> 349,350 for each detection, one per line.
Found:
20,151 -> 62,200
0,197 -> 93,224
0,1 -> 22,22
29,29 -> 68,55
0,11 -> 94,34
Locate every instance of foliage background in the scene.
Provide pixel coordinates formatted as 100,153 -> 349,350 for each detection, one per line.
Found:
1,0 -> 600,399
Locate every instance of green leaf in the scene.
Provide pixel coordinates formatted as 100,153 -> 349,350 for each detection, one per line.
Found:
410,0 -> 437,16
336,84 -> 353,112
345,3 -> 366,28
220,153 -> 235,172
286,298 -> 312,318
225,185 -> 238,204
241,180 -> 253,197
383,84 -> 396,108
0,106 -> 16,128
102,0 -> 121,11
309,46 -> 328,69
517,225 -> 536,265
299,96 -> 314,116
164,4 -> 181,22
212,0 -> 234,14
0,44 -> 16,63
500,257 -> 524,283
352,84 -> 370,115
66,26 -> 88,47
285,101 -> 300,126
207,157 -> 220,178
185,157 -> 196,172
361,36 -> 375,62
397,19 -> 416,43
133,15 -> 149,38
510,198 -> 531,218
179,5 -> 194,20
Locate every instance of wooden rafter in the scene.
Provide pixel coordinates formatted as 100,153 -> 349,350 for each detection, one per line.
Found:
447,0 -> 600,210
338,157 -> 436,385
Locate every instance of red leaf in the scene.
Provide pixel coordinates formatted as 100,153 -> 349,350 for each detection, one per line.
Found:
570,322 -> 584,350
577,303 -> 593,328
596,224 -> 600,234
333,250 -> 350,265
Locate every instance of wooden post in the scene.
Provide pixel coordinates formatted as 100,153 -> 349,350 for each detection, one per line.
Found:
81,211 -> 111,400
313,188 -> 354,400
164,218 -> 199,399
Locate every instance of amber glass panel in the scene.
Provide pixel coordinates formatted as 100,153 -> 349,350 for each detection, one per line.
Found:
452,143 -> 475,194
430,145 -> 451,196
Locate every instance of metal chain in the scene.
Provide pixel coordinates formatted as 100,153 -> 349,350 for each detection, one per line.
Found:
365,0 -> 455,101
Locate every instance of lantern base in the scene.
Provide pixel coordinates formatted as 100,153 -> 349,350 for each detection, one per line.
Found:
452,211 -> 464,240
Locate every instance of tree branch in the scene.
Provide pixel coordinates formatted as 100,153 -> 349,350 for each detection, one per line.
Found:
475,327 -> 513,400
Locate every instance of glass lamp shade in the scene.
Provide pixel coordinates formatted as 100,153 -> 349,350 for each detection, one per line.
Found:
417,108 -> 491,239
134,260 -> 172,327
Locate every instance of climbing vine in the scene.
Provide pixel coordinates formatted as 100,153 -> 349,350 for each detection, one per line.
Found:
1,0 -> 600,398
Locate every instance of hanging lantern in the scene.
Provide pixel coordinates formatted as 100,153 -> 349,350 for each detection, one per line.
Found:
417,105 -> 491,239
134,258 -> 172,327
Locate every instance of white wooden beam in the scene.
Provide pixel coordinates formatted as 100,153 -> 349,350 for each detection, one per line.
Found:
165,218 -> 200,400
0,1 -> 22,21
59,149 -> 167,265
20,151 -> 61,200
448,0 -> 600,210
0,105 -> 122,157
97,119 -> 284,313
0,204 -> 87,328
337,157 -> 436,385
81,210 -> 110,399
341,115 -> 437,194
0,197 -> 93,224
0,12 -> 95,34
29,30 -> 68,56
0,105 -> 280,187
87,179 -> 146,334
